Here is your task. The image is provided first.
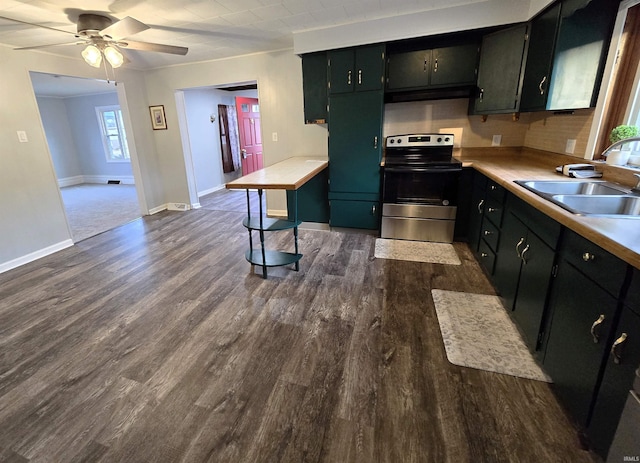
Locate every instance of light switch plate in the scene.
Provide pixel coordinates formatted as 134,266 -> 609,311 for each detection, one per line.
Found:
491,134 -> 502,147
17,131 -> 28,143
272,132 -> 278,142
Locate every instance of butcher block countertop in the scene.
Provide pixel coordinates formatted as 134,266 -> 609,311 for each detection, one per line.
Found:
457,147 -> 640,270
226,157 -> 328,190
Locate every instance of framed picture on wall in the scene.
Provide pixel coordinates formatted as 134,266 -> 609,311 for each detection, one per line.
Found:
149,105 -> 167,130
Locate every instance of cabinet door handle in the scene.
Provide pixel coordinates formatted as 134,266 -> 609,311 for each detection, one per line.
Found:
477,199 -> 484,214
521,244 -> 530,264
590,314 -> 606,344
479,88 -> 484,102
348,70 -> 352,85
433,58 -> 438,73
373,136 -> 378,149
515,237 -> 525,257
582,252 -> 595,262
539,75 -> 547,95
611,333 -> 628,364
424,57 -> 428,71
358,69 -> 362,85
372,204 -> 376,215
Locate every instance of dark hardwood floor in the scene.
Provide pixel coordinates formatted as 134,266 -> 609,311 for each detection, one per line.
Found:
0,190 -> 599,462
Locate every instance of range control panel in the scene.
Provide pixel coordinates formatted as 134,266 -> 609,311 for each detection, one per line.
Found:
386,133 -> 454,148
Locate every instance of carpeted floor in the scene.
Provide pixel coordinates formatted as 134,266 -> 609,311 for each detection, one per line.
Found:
60,183 -> 141,242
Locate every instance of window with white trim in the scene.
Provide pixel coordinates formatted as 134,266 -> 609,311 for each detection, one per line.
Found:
96,105 -> 130,162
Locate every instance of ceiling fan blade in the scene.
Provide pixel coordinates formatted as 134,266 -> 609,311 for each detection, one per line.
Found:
100,16 -> 149,40
0,15 -> 76,36
14,42 -> 80,51
118,40 -> 188,55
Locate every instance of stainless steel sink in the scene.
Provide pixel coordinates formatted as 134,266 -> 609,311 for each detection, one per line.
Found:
550,195 -> 640,217
517,180 -> 629,196
514,179 -> 640,218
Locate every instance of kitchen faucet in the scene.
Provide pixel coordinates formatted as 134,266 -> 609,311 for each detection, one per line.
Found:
633,173 -> 640,194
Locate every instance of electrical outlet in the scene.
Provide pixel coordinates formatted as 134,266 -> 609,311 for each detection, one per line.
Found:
492,134 -> 502,147
565,139 -> 576,154
272,132 -> 278,142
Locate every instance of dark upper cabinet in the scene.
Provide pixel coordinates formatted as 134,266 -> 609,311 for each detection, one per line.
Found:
328,45 -> 385,94
386,49 -> 432,90
519,3 -> 562,111
431,44 -> 479,87
546,0 -> 617,110
473,24 -> 529,114
520,0 -> 617,112
386,43 -> 479,91
301,52 -> 328,124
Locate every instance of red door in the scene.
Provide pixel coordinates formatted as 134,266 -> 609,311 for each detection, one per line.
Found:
235,97 -> 263,175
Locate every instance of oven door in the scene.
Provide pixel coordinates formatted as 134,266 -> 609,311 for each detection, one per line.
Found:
382,166 -> 460,206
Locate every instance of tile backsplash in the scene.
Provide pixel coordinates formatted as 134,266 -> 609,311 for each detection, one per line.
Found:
383,98 -> 594,158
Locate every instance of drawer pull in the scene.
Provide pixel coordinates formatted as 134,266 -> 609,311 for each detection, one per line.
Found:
515,237 -> 525,257
483,230 -> 493,236
477,199 -> 484,214
590,314 -> 605,344
481,252 -> 489,258
490,185 -> 497,191
488,207 -> 498,213
582,252 -> 595,262
611,333 -> 628,364
521,244 -> 530,264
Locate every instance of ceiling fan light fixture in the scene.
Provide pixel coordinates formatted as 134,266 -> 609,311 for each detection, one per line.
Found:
104,46 -> 124,68
81,44 -> 102,68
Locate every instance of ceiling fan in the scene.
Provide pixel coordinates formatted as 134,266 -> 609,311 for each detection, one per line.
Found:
1,13 -> 188,68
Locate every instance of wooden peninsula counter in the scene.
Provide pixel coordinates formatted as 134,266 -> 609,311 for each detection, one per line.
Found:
226,156 -> 328,278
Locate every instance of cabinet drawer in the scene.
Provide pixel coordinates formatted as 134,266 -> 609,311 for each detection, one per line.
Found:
484,196 -> 505,228
330,199 -> 379,229
478,239 -> 496,274
481,216 -> 500,252
486,179 -> 506,202
561,229 -> 628,297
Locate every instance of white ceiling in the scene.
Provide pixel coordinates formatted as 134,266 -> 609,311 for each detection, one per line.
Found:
0,0 -> 535,70
29,71 -> 118,97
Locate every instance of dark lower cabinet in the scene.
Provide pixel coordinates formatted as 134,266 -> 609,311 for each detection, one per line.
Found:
287,168 -> 329,223
543,259 -> 619,427
328,198 -> 379,229
468,171 -> 487,253
588,304 -> 640,457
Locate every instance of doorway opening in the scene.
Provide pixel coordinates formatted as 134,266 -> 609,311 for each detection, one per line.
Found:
30,71 -> 143,242
177,81 -> 262,212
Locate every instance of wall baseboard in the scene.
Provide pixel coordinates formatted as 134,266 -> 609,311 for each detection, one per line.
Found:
58,176 -> 84,187
58,175 -> 135,187
198,184 -> 225,197
268,209 -> 288,218
0,239 -> 74,274
148,204 -> 168,215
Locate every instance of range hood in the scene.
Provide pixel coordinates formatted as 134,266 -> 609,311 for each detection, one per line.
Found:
384,85 -> 475,104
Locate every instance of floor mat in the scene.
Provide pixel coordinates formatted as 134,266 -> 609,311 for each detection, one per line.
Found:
374,239 -> 461,265
431,289 -> 551,382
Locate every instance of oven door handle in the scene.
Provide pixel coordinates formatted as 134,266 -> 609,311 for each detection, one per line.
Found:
384,167 -> 462,173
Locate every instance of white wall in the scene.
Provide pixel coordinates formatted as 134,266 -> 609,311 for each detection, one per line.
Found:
36,96 -> 82,180
144,50 -> 328,213
64,92 -> 134,180
37,92 -> 135,184
293,0 -> 547,54
0,45 -> 160,271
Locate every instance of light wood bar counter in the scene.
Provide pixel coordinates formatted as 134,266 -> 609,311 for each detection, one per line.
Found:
226,156 -> 328,278
456,147 -> 640,270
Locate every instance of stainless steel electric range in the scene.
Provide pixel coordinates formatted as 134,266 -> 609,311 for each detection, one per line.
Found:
381,134 -> 462,243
